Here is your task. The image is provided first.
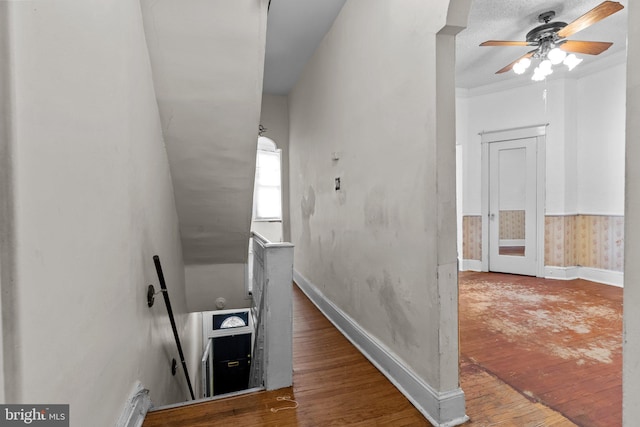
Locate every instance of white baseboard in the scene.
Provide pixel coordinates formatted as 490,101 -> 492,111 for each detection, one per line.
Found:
579,266 -> 623,287
116,382 -> 152,427
461,259 -> 482,272
293,270 -> 468,427
545,266 -> 623,287
544,266 -> 579,280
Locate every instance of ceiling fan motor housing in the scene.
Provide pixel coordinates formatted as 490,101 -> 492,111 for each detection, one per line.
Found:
526,20 -> 568,44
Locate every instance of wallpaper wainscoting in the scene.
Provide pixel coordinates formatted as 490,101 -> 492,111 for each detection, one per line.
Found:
463,214 -> 624,272
499,210 -> 525,240
462,216 -> 482,260
544,216 -> 577,267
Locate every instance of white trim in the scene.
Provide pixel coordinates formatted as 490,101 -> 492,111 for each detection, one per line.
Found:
544,212 -> 624,217
149,387 -> 265,412
544,266 -> 579,280
545,212 -> 579,216
116,382 -> 152,427
293,270 -> 468,427
579,267 -> 624,287
536,136 -> 546,278
480,141 -> 489,272
544,266 -> 623,287
481,126 -> 546,277
479,123 -> 548,142
461,259 -> 482,271
499,239 -> 525,247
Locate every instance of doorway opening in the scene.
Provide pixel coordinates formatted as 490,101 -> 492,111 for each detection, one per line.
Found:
480,125 -> 546,277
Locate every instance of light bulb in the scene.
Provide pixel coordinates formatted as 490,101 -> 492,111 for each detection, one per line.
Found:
563,54 -> 583,71
531,68 -> 546,81
539,59 -> 552,72
513,63 -> 525,74
548,47 -> 567,65
518,57 -> 532,70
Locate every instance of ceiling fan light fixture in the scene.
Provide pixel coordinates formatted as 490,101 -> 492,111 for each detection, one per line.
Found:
532,71 -> 546,82
548,47 -> 567,65
564,53 -> 583,71
539,59 -> 553,72
480,2 -> 623,80
513,62 -> 526,74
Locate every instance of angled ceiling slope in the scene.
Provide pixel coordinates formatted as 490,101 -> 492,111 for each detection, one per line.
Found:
263,0 -> 346,95
141,0 -> 269,264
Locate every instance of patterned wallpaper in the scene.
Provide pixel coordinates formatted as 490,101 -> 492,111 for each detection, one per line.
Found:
544,216 -> 576,267
545,215 -> 624,271
464,214 -> 624,272
499,210 -> 525,239
462,216 -> 482,260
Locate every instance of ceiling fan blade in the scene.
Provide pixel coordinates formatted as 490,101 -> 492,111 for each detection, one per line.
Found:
559,40 -> 613,55
480,40 -> 530,47
557,1 -> 624,39
496,50 -> 536,74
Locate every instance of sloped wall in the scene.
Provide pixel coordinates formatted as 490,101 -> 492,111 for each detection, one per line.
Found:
2,1 -> 197,424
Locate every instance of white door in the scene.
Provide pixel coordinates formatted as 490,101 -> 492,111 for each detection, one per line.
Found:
489,138 -> 537,275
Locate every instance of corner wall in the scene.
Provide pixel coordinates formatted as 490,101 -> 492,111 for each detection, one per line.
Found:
288,1 -> 465,424
624,0 -> 640,423
3,1 -> 197,424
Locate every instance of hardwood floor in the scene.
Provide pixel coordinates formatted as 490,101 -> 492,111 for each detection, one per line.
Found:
145,274 -> 618,426
143,284 -> 430,426
460,271 -> 622,427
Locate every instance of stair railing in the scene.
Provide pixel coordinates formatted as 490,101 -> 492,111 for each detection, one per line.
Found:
248,232 -> 294,391
152,255 -> 196,400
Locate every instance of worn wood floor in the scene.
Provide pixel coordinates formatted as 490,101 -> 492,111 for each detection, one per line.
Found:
460,271 -> 622,427
145,274 -> 620,426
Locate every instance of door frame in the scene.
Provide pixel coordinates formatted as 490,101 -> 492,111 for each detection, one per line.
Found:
480,124 -> 547,277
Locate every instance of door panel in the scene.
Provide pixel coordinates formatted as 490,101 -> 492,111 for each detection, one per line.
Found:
489,138 -> 537,275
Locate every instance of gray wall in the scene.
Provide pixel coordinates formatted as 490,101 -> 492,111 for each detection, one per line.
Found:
288,0 -> 457,391
624,0 -> 640,423
1,1 -> 197,424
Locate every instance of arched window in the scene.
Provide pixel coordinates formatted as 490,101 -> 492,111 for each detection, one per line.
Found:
253,137 -> 282,220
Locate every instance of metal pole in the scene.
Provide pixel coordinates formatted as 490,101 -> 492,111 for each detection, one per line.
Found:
153,255 -> 196,400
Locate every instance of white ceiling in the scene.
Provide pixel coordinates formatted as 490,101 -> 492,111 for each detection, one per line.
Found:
262,0 -> 627,93
263,0 -> 346,95
457,0 -> 628,89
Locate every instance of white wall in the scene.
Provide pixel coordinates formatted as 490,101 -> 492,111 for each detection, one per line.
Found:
459,79 -> 570,215
2,1 -> 198,424
624,1 -> 640,423
289,0 -> 457,397
0,1 -> 11,403
185,264 -> 250,312
258,95 -> 291,242
251,221 -> 282,243
577,63 -> 626,215
459,64 -> 626,217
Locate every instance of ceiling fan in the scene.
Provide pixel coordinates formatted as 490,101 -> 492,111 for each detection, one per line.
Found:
480,1 -> 624,80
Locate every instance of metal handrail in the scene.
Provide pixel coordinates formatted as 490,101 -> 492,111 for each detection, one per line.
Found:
153,255 -> 196,400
